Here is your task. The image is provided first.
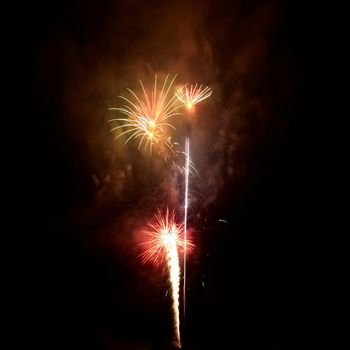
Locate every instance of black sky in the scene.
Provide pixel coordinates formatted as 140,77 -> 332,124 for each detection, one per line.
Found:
16,0 -> 309,349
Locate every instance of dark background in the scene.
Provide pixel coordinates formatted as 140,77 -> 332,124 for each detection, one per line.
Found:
16,0 -> 310,349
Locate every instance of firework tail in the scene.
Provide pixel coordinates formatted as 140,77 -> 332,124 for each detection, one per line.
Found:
183,138 -> 190,321
139,209 -> 191,348
166,238 -> 181,348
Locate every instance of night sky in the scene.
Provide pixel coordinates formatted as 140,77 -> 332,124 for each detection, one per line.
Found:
21,0 -> 307,349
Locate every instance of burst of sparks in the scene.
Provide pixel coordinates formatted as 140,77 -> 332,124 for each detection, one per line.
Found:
140,209 -> 194,348
176,83 -> 212,109
140,209 -> 193,265
108,75 -> 182,160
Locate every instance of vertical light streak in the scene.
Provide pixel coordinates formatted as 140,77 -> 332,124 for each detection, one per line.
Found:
166,238 -> 181,348
139,209 -> 194,348
183,138 -> 190,318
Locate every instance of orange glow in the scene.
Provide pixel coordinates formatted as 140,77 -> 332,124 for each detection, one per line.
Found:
108,75 -> 181,160
176,83 -> 212,109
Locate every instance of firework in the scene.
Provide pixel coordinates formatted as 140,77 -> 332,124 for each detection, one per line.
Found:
176,83 -> 212,109
108,75 -> 182,160
140,209 -> 193,348
183,138 -> 190,318
171,145 -> 198,176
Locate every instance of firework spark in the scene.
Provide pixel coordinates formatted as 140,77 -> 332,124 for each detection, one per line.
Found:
171,145 -> 198,176
108,75 -> 182,160
183,138 -> 190,318
176,83 -> 212,109
140,209 -> 193,348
